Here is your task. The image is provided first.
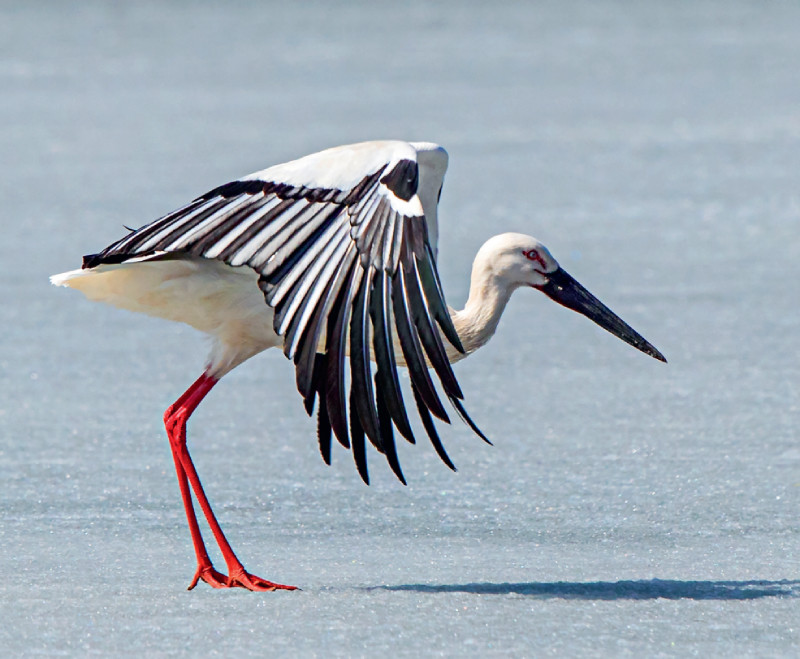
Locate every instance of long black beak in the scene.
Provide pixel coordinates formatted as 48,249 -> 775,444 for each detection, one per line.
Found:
539,268 -> 667,362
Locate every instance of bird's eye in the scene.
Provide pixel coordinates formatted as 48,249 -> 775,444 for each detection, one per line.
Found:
522,249 -> 545,269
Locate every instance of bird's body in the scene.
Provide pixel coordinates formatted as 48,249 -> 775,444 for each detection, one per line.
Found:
52,254 -> 280,376
52,140 -> 665,591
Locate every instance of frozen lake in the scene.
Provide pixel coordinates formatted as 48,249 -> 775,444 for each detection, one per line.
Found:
2,0 -> 799,655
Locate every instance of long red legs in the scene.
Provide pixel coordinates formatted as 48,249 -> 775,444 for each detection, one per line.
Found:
164,372 -> 297,591
164,374 -> 224,587
168,452 -> 229,589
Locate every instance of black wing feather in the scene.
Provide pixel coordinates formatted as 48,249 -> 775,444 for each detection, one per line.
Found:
324,260 -> 360,449
188,195 -> 274,256
313,354 -> 333,465
417,245 -> 465,354
292,242 -> 356,403
411,382 -> 456,472
375,374 -> 406,485
450,397 -> 491,445
404,258 -> 463,400
370,271 -> 415,443
391,268 -> 449,422
349,266 -> 383,452
349,388 -> 370,485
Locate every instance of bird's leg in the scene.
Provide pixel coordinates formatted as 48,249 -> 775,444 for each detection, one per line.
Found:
164,372 -> 297,592
164,373 -> 228,588
168,451 -> 229,589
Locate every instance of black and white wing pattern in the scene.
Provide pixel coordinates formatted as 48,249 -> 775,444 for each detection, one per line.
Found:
85,140 -> 488,483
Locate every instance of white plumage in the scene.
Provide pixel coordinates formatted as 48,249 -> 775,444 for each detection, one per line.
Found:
52,140 -> 665,591
52,256 -> 278,376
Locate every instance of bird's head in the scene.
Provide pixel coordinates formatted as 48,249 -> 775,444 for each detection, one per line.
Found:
477,232 -> 559,289
477,232 -> 666,362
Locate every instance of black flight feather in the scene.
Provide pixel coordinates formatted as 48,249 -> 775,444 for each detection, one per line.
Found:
417,246 -> 465,354
411,382 -> 456,472
450,397 -> 491,445
349,388 -> 369,484
374,374 -> 406,484
404,259 -> 463,400
324,260 -> 361,449
349,266 -> 382,451
370,271 -> 415,443
314,354 -> 333,465
391,268 -> 449,422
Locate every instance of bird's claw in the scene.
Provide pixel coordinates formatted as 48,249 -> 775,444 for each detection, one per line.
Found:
228,566 -> 298,591
187,564 -> 230,590
188,564 -> 298,592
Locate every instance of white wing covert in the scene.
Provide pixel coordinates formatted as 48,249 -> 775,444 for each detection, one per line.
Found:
84,141 -> 488,483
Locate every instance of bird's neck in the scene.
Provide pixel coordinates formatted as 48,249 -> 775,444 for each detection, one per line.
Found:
448,263 -> 513,361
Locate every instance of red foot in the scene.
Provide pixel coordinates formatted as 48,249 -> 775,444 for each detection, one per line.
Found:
228,566 -> 298,592
188,564 -> 231,590
188,564 -> 298,592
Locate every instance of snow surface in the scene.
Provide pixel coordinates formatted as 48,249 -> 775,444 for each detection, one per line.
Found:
2,0 -> 799,656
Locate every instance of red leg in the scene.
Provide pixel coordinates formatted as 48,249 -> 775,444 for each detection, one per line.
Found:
168,451 -> 229,590
165,374 -> 225,588
164,372 -> 297,592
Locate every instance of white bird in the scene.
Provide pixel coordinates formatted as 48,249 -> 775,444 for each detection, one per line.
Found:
51,140 -> 665,592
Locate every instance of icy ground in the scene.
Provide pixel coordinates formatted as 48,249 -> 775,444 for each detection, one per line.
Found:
1,0 -> 799,655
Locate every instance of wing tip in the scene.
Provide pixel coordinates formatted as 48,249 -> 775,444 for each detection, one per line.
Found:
450,397 -> 492,445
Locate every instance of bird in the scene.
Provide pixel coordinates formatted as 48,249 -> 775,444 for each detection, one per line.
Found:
51,140 -> 666,592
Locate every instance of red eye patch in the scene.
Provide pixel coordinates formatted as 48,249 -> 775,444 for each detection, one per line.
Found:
523,249 -> 546,269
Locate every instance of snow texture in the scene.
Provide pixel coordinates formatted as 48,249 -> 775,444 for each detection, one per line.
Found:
1,0 -> 799,656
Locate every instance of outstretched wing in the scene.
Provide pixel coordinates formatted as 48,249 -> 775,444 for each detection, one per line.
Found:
85,140 -> 487,483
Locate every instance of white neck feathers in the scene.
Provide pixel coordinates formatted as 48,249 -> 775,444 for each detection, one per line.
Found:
447,252 -> 515,361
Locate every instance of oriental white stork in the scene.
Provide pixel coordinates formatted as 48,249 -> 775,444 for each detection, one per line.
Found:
51,140 -> 665,591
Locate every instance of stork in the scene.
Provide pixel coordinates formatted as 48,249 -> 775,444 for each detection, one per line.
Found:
51,140 -> 665,591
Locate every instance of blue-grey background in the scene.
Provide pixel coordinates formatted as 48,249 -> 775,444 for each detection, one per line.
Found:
2,1 -> 799,656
